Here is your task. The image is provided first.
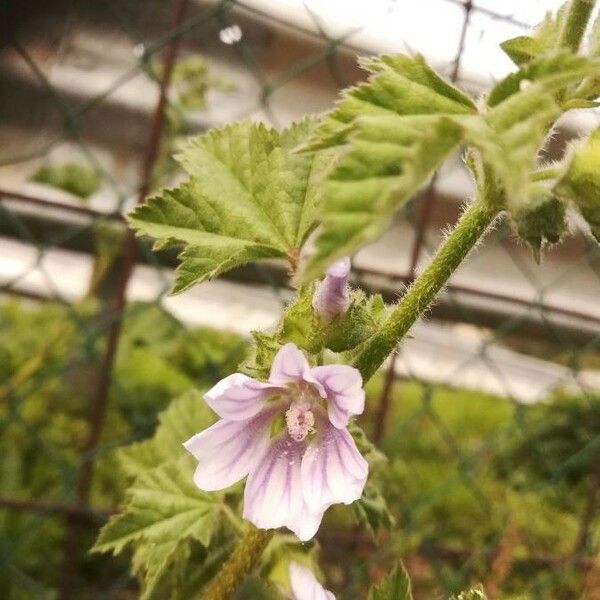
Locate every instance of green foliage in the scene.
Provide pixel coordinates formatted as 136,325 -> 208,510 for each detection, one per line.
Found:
555,125 -> 600,240
129,119 -> 336,292
93,390 -> 228,599
368,563 -> 412,600
0,299 -> 247,596
468,53 -> 594,216
31,162 -> 101,199
501,2 -> 569,65
242,283 -> 386,378
170,56 -> 235,112
301,54 -> 475,279
93,455 -> 221,599
495,391 -> 600,488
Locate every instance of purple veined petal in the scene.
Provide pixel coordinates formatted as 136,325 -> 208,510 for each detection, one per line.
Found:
204,372 -> 283,421
301,421 -> 368,512
284,499 -> 325,542
312,256 -> 351,320
310,364 -> 365,428
269,343 -> 325,397
289,562 -> 335,600
183,405 -> 279,492
243,433 -> 322,540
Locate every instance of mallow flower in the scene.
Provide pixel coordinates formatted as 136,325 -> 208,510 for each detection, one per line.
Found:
288,561 -> 335,600
184,342 -> 368,541
312,256 -> 351,319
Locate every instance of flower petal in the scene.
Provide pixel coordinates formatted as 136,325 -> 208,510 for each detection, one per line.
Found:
269,344 -> 325,396
301,422 -> 368,511
243,433 -> 325,540
269,343 -> 312,385
311,365 -> 365,428
183,406 -> 278,491
204,372 -> 282,421
289,562 -> 335,600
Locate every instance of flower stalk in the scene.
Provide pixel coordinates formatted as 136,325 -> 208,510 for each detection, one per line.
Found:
352,195 -> 501,382
202,526 -> 273,600
558,0 -> 595,53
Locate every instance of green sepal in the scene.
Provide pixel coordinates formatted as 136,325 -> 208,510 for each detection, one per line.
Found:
242,287 -> 387,376
512,184 -> 568,262
555,126 -> 600,241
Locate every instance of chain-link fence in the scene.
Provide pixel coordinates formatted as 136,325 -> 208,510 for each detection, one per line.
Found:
2,0 -> 600,598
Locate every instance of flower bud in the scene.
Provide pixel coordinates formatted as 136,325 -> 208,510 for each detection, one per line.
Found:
312,257 -> 351,319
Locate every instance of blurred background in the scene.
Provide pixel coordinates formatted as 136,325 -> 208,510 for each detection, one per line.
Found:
2,0 -> 600,598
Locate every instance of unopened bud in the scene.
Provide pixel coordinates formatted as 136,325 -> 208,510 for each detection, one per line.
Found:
312,257 -> 351,319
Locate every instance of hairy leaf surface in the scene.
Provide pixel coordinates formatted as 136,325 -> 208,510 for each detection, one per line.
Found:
129,119 -> 334,292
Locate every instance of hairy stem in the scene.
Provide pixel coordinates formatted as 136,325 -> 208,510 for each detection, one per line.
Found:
558,0 -> 595,53
203,526 -> 273,600
353,196 -> 500,382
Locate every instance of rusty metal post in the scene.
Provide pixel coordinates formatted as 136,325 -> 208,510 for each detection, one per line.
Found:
58,1 -> 190,597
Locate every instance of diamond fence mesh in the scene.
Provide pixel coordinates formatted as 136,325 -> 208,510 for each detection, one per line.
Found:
1,0 -> 600,598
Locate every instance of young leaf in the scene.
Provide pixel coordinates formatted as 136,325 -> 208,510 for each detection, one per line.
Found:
302,54 -> 476,279
555,125 -> 600,240
500,2 -> 569,65
305,54 -> 476,152
466,54 -> 594,213
129,119 -> 335,293
93,456 -> 220,556
368,563 -> 413,600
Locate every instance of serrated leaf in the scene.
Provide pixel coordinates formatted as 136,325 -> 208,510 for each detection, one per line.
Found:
117,389 -> 215,477
129,119 -> 334,293
301,54 -> 476,279
305,54 -> 476,152
93,456 -> 219,556
500,3 -> 568,66
466,55 -> 594,212
555,125 -> 600,240
486,53 -> 589,107
368,564 -> 413,600
131,540 -> 181,600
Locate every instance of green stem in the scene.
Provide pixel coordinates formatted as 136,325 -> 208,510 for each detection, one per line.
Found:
531,166 -> 562,182
558,0 -> 595,53
353,196 -> 500,382
202,526 -> 273,600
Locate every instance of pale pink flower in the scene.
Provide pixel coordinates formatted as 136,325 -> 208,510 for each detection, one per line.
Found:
184,343 -> 368,541
289,562 -> 335,600
312,257 -> 351,319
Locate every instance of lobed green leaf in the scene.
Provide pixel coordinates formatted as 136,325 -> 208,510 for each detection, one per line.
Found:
302,54 -> 477,279
129,119 -> 334,292
368,563 -> 413,600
